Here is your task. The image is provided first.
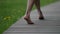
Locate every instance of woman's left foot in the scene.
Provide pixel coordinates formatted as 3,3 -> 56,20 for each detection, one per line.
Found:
24,16 -> 34,24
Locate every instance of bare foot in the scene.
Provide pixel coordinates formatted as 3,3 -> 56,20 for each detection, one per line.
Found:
39,15 -> 44,20
39,17 -> 44,20
24,16 -> 34,24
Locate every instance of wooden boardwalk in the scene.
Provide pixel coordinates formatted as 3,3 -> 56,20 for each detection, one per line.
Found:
3,1 -> 60,34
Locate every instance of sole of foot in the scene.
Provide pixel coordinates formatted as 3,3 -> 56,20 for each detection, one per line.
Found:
24,17 -> 34,24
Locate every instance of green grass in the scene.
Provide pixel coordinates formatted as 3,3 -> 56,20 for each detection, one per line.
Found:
0,0 -> 58,34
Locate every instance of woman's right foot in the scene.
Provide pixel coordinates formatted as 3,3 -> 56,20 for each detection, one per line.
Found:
39,17 -> 44,20
39,15 -> 44,20
24,17 -> 34,24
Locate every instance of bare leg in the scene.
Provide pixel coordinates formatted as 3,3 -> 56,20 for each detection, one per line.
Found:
24,0 -> 35,24
34,0 -> 44,20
